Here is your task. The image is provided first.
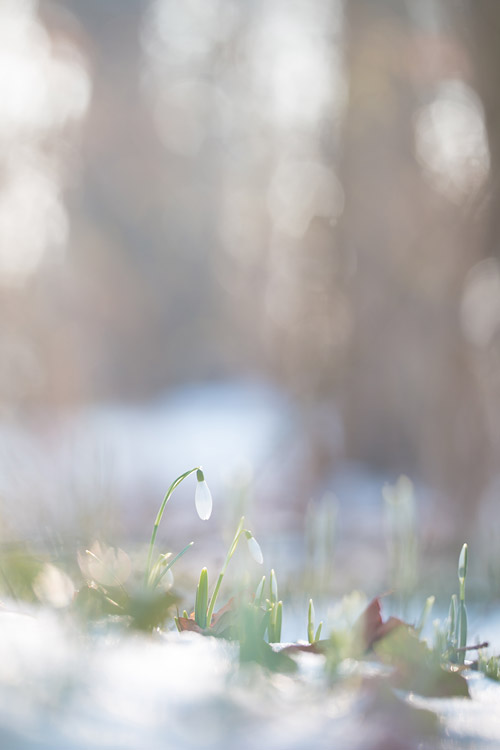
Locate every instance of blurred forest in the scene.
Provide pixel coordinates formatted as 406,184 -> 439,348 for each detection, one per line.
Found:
1,0 -> 500,538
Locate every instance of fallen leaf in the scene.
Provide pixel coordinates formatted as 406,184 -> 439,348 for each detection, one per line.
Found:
374,626 -> 470,698
360,597 -> 405,650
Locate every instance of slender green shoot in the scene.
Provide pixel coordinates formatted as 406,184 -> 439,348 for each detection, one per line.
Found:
415,595 -> 435,637
274,601 -> 283,642
195,567 -> 209,629
458,543 -> 468,598
148,542 -> 194,589
267,599 -> 282,643
205,516 -> 263,627
144,467 -> 204,585
479,652 -> 500,681
457,543 -> 468,664
255,576 -> 266,608
307,598 -> 323,644
206,516 -> 244,626
308,599 -> 315,644
447,594 -> 457,650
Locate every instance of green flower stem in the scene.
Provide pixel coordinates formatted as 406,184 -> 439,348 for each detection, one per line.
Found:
206,516 -> 245,626
458,601 -> 468,657
448,594 -> 457,645
145,467 -> 199,585
416,595 -> 435,637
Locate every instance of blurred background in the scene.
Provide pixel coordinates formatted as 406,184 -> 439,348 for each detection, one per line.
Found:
1,0 -> 500,595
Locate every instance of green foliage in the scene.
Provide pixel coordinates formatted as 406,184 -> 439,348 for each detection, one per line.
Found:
238,603 -> 296,673
194,567 -> 208,629
439,543 -> 469,665
415,595 -> 435,637
145,467 -> 209,586
478,652 -> 500,681
374,626 -> 469,698
265,569 -> 282,643
307,599 -> 323,644
457,543 -> 468,664
147,542 -> 194,590
2,467 -> 498,727
0,547 -> 42,601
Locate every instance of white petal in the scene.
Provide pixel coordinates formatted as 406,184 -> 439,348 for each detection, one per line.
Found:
33,564 -> 75,608
247,535 -> 263,564
195,480 -> 212,520
161,568 -> 174,591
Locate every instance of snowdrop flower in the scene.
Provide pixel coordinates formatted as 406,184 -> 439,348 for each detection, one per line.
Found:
195,469 -> 213,520
245,530 -> 263,564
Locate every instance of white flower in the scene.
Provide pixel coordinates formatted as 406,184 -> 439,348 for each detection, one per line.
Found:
33,563 -> 75,608
161,568 -> 174,591
246,532 -> 263,564
195,475 -> 212,520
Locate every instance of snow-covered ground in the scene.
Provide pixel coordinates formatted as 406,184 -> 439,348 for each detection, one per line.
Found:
1,380 -> 500,748
1,607 -> 500,750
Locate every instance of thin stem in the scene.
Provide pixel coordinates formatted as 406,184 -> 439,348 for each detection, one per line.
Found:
206,516 -> 245,625
455,641 -> 489,652
459,580 -> 465,602
206,572 -> 224,626
144,467 -> 199,585
150,541 -> 194,589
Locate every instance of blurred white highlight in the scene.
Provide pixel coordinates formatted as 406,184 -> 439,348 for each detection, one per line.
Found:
414,80 -> 490,202
0,2 -> 91,286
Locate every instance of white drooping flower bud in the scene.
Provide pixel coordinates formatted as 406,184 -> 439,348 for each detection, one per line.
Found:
195,469 -> 212,520
245,531 -> 263,564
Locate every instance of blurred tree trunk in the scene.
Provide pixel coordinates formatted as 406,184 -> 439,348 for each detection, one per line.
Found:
337,0 -> 490,533
464,1 -> 500,259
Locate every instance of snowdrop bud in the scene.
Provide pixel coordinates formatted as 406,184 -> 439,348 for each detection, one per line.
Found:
270,569 -> 278,601
245,531 -> 263,564
162,568 -> 174,591
458,543 -> 468,583
255,576 -> 266,602
308,598 -> 315,626
195,474 -> 212,520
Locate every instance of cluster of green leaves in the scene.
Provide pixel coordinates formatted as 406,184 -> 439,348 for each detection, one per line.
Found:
255,569 -> 282,643
478,652 -> 500,681
1,467 -> 499,712
433,543 -> 469,665
307,599 -> 322,644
